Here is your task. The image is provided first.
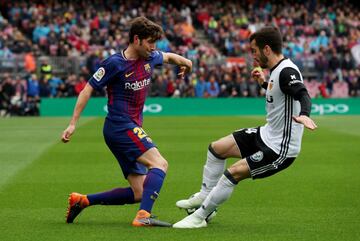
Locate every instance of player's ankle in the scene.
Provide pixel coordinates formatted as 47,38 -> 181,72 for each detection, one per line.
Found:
197,192 -> 208,201
81,195 -> 90,207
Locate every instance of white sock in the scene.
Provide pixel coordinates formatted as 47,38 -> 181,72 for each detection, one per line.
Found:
198,148 -> 226,200
196,174 -> 236,219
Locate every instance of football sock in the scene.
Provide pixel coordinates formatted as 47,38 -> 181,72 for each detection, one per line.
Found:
198,145 -> 226,200
139,168 -> 166,213
87,187 -> 135,205
196,171 -> 237,219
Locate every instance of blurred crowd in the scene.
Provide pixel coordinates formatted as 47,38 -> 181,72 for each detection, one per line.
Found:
0,0 -> 359,116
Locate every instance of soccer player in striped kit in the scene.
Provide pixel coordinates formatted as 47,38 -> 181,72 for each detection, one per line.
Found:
61,17 -> 192,227
173,26 -> 317,228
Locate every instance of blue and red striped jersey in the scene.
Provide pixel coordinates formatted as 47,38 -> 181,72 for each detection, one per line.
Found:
89,50 -> 163,126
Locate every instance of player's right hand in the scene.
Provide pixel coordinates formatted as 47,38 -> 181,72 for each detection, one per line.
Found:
292,115 -> 318,130
62,124 -> 75,143
251,67 -> 265,85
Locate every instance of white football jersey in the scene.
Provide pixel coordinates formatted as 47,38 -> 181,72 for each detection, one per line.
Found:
260,59 -> 304,157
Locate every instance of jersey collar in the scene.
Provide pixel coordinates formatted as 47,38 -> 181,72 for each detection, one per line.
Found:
270,58 -> 287,74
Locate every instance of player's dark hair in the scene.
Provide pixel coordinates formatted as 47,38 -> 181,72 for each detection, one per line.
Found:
249,26 -> 283,54
129,17 -> 163,43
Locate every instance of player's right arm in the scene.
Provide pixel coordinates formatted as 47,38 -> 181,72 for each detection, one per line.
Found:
61,56 -> 120,143
61,83 -> 93,143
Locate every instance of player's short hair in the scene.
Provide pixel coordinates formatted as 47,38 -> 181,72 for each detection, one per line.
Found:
249,26 -> 283,54
129,17 -> 163,43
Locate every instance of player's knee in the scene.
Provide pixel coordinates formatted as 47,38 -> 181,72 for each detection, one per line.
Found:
227,161 -> 250,182
161,159 -> 168,172
210,141 -> 226,159
152,158 -> 168,172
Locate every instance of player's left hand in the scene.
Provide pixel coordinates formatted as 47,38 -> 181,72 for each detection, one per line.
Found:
292,115 -> 317,130
178,61 -> 192,79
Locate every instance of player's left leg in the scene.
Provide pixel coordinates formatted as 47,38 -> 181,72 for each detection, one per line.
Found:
173,158 -> 250,228
85,174 -> 144,205
66,177 -> 141,224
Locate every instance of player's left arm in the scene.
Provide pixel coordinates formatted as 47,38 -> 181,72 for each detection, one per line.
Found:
279,67 -> 317,130
162,52 -> 192,78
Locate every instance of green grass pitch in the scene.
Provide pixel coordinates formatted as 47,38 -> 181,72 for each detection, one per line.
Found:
0,116 -> 359,241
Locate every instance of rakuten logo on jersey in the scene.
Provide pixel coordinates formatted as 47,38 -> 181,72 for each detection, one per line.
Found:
125,78 -> 151,91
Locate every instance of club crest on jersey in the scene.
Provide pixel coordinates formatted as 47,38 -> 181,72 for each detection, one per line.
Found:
93,67 -> 105,82
144,63 -> 151,73
268,80 -> 274,90
250,151 -> 264,162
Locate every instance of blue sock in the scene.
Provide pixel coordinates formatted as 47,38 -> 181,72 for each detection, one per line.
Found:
140,168 -> 166,213
87,187 -> 135,205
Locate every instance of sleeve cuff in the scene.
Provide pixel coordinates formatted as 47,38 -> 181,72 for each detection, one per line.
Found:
261,82 -> 268,89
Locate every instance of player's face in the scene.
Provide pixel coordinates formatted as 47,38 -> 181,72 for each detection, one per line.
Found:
250,40 -> 269,68
137,37 -> 156,58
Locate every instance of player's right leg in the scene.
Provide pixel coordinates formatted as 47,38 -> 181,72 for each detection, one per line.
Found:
176,134 -> 241,210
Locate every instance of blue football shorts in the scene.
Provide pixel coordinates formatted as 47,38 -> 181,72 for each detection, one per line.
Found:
103,118 -> 156,178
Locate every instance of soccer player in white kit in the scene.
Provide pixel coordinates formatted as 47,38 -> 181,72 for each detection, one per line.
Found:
173,26 -> 317,228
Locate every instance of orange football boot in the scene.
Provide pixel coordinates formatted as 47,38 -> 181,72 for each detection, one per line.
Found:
66,192 -> 89,223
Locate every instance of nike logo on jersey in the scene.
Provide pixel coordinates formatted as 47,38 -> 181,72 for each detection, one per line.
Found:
125,72 -> 134,78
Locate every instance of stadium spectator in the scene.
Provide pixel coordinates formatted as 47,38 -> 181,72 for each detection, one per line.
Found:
24,50 -> 36,73
27,74 -> 40,98
74,75 -> 86,96
348,70 -> 360,97
0,0 -> 358,118
195,74 -> 206,97
150,74 -> 167,97
234,75 -> 249,97
331,79 -> 349,98
39,77 -> 51,97
218,73 -> 234,97
205,75 -> 219,97
304,78 -> 320,98
48,75 -> 64,97
40,58 -> 52,80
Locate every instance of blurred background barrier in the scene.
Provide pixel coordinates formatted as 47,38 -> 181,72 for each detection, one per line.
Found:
40,98 -> 360,116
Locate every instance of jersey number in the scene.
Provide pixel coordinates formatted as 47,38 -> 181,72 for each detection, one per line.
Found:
133,127 -> 147,139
